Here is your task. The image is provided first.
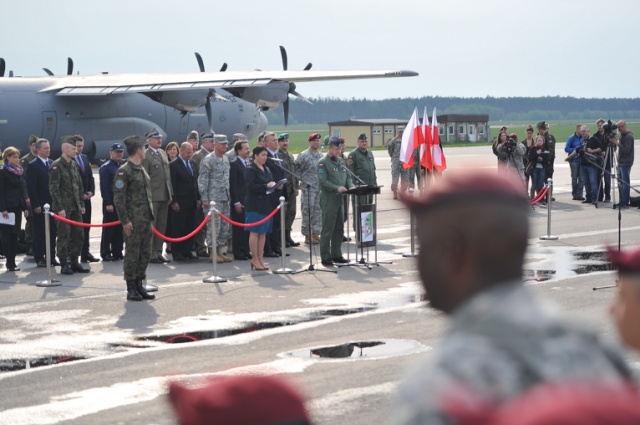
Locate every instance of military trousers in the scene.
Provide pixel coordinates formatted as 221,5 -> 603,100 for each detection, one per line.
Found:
56,210 -> 84,259
284,192 -> 297,232
391,160 -> 402,192
300,188 -> 321,236
151,200 -> 169,257
205,200 -> 231,248
319,192 -> 344,261
123,219 -> 152,281
100,207 -> 123,259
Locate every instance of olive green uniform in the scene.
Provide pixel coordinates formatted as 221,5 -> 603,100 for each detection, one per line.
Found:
318,155 -> 352,262
49,157 -> 85,259
113,162 -> 154,282
347,148 -> 377,232
278,148 -> 299,233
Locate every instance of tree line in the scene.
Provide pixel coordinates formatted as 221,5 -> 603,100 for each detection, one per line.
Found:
264,96 -> 640,126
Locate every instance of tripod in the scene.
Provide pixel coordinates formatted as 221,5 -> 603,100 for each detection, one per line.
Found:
594,143 -> 617,208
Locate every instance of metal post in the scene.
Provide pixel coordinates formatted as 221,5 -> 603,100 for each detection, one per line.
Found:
36,204 -> 61,287
402,211 -> 419,257
539,179 -> 559,241
274,197 -> 293,274
203,204 -> 227,283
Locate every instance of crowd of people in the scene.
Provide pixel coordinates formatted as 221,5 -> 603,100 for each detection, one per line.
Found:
493,119 -> 635,208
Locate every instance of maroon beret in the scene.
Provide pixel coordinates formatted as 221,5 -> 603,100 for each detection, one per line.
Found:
168,375 -> 311,425
401,170 -> 529,212
308,133 -> 321,141
607,245 -> 640,274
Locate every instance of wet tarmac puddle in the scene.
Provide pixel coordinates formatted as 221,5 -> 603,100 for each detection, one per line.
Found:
524,248 -> 613,283
285,339 -> 426,360
0,355 -> 86,373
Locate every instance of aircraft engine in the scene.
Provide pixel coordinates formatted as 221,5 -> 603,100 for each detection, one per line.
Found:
151,89 -> 209,113
233,82 -> 289,109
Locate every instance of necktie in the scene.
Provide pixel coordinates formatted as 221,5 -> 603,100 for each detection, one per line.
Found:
76,156 -> 84,172
187,161 -> 193,176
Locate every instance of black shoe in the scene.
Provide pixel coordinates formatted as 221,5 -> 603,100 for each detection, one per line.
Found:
197,250 -> 209,258
51,258 -> 61,266
60,261 -> 74,275
149,256 -> 164,264
172,254 -> 187,261
136,280 -> 155,300
185,252 -> 199,260
114,254 -> 124,260
613,203 -> 629,209
7,266 -> 20,272
581,199 -> 592,204
603,199 -> 611,203
321,259 -> 335,267
551,197 -> 556,201
71,260 -> 90,273
332,257 -> 349,264
573,197 -> 585,201
342,235 -> 352,242
102,254 -> 117,262
234,254 -> 249,261
159,255 -> 171,263
264,251 -> 279,258
81,253 -> 100,263
36,259 -> 47,268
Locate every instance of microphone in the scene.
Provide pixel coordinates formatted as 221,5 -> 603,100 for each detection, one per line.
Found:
268,157 -> 284,162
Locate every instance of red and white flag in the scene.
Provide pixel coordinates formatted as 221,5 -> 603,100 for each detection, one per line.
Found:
400,107 -> 421,169
432,108 -> 447,172
420,106 -> 433,171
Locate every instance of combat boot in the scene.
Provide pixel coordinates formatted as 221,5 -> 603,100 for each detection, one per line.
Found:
393,190 -> 398,200
217,247 -> 233,262
71,257 -> 90,273
126,281 -> 142,301
60,258 -> 74,275
311,234 -> 320,244
304,235 -> 311,244
135,280 -> 156,300
286,231 -> 300,247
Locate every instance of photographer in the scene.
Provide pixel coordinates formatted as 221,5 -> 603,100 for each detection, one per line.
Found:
578,126 -> 602,205
609,120 -> 634,209
564,124 -> 585,201
496,135 -> 526,189
527,135 -> 549,203
594,119 -> 612,203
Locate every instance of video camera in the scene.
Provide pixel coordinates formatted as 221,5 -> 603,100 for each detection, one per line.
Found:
602,119 -> 618,139
504,138 -> 517,154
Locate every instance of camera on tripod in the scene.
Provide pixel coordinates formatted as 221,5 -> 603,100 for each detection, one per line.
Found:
602,119 -> 618,139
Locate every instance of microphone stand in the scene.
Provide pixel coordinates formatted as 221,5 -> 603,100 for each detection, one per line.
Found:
273,160 -> 335,275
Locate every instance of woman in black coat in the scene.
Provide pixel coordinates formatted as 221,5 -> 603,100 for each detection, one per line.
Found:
0,147 -> 29,271
244,146 -> 281,271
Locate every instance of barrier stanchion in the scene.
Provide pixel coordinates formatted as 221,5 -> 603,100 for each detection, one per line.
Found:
273,196 -> 293,274
539,178 -> 559,241
36,204 -> 61,287
402,211 -> 418,258
203,203 -> 227,283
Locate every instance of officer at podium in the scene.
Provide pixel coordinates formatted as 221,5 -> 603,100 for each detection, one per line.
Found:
347,133 -> 377,206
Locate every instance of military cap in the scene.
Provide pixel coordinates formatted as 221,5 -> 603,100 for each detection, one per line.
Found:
278,133 -> 289,141
214,134 -> 228,144
397,127 -> 404,133
607,246 -> 640,275
187,130 -> 199,140
200,130 -> 215,141
145,127 -> 162,139
339,137 -> 345,144
60,135 -> 77,146
402,170 -> 529,213
357,133 -> 368,141
536,121 -> 547,130
110,143 -> 124,152
328,136 -> 341,147
308,133 -> 321,141
232,133 -> 247,141
168,375 -> 311,425
28,134 -> 39,145
123,135 -> 146,151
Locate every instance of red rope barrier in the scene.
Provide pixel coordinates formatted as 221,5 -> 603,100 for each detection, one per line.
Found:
51,213 -> 120,227
152,213 -> 211,243
218,206 -> 280,228
529,186 -> 550,205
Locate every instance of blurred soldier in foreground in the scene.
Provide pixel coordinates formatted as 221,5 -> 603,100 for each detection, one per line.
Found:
295,133 -> 323,244
113,136 -> 155,301
99,143 -> 124,261
608,246 -> 640,352
394,171 -> 632,425
49,136 -> 89,275
278,133 -> 300,248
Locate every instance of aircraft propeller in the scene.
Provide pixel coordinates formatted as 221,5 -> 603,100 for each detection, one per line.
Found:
0,58 -> 5,77
278,46 -> 313,126
42,57 -> 74,76
193,52 -> 230,129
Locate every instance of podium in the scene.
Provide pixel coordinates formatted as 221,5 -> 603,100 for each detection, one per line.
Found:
342,184 -> 390,268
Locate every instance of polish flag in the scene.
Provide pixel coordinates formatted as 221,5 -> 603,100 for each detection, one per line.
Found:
400,107 -> 421,169
432,108 -> 447,172
420,106 -> 433,171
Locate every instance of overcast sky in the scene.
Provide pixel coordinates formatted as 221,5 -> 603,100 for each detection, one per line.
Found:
2,0 -> 638,100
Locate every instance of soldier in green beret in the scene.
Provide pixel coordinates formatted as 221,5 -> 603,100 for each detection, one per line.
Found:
49,135 -> 90,275
113,136 -> 156,301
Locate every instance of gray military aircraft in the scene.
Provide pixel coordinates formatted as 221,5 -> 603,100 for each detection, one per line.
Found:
0,48 -> 417,162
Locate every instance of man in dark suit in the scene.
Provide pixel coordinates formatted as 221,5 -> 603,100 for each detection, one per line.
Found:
74,135 -> 99,263
26,139 -> 58,268
229,140 -> 251,260
263,132 -> 288,256
169,142 -> 200,261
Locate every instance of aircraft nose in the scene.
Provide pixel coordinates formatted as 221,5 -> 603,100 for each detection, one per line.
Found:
258,111 -> 268,133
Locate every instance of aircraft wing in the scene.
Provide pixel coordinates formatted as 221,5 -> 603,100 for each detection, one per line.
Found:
38,70 -> 418,96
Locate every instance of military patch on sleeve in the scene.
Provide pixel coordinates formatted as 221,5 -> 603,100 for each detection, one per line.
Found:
51,166 -> 58,171
115,180 -> 124,189
347,157 -> 354,166
318,163 -> 325,174
117,172 -> 124,176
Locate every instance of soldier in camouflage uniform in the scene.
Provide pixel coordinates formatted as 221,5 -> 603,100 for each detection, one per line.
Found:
198,134 -> 233,263
538,121 -> 556,183
225,133 -> 246,163
387,128 -> 403,199
318,137 -> 352,266
294,133 -> 324,244
49,136 -> 90,275
20,134 -> 38,254
191,131 -> 216,257
278,133 -> 300,247
394,171 -> 632,425
113,135 -> 155,301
